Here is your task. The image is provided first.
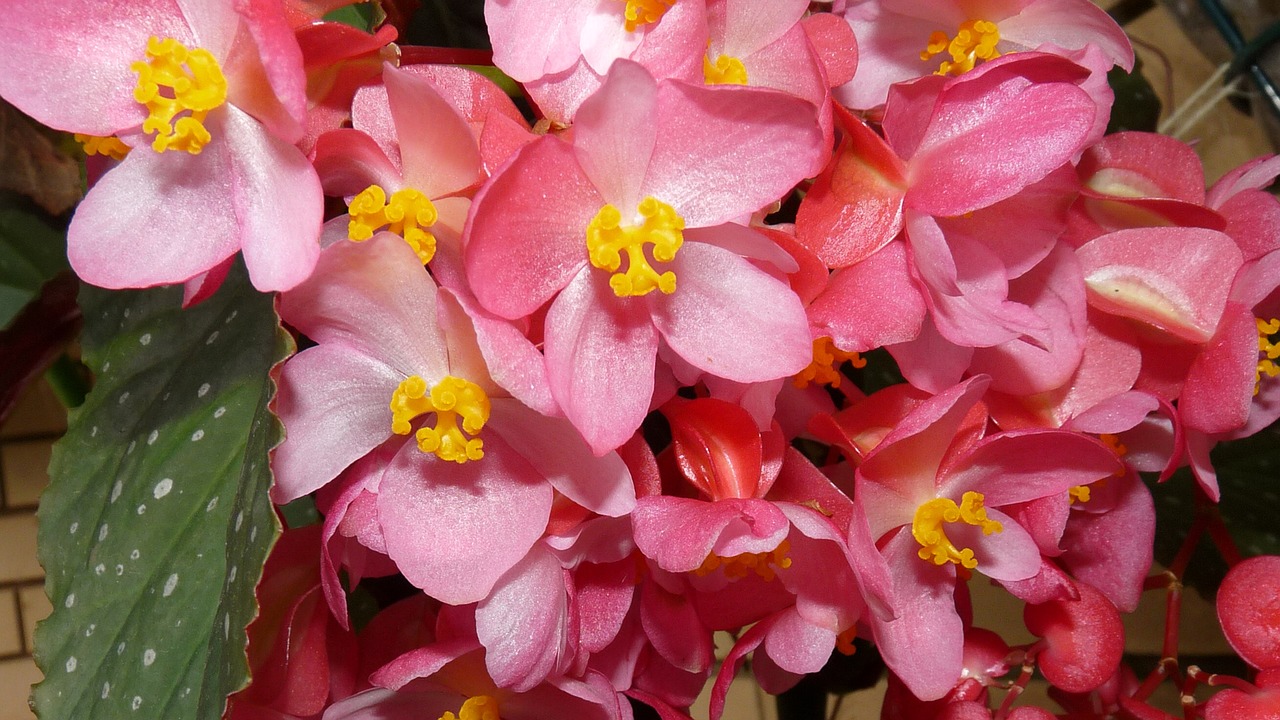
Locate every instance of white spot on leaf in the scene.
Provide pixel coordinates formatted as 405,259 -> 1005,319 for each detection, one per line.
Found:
110,481 -> 122,503
132,696 -> 143,711
206,330 -> 219,345
163,573 -> 178,597
118,391 -> 129,404
130,549 -> 140,560
94,564 -> 105,576
136,504 -> 146,515
142,649 -> 156,667
139,333 -> 151,346
227,566 -> 237,583
206,497 -> 218,512
102,682 -> 110,698
191,429 -> 204,442
198,383 -> 210,398
153,478 -> 173,499
65,657 -> 76,673
97,524 -> 108,542
64,593 -> 74,608
147,430 -> 158,445
213,406 -> 226,419
69,522 -> 78,535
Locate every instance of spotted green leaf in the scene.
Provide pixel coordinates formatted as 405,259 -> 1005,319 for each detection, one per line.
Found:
33,262 -> 291,719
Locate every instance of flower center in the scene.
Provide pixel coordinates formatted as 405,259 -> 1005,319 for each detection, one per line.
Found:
912,491 -> 1002,569
793,337 -> 866,389
919,20 -> 1001,76
1257,317 -> 1280,395
695,539 -> 792,582
390,375 -> 490,464
704,54 -> 748,85
439,696 -> 500,720
621,0 -> 674,32
75,134 -> 131,160
586,196 -> 684,297
132,37 -> 227,154
348,185 -> 439,264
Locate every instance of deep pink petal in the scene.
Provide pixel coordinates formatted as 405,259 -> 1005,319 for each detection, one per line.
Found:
763,607 -> 837,675
949,507 -> 1041,582
311,128 -> 403,197
1059,472 -> 1154,612
377,437 -> 554,605
650,242 -> 810,383
225,0 -> 308,142
631,496 -> 790,573
464,137 -> 601,319
940,430 -> 1121,506
1179,302 -> 1257,434
809,240 -> 927,352
544,268 -> 659,455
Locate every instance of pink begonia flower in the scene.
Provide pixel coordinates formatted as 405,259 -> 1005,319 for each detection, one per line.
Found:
464,60 -> 821,453
848,376 -> 1121,700
323,638 -> 628,720
0,0 -> 323,292
836,0 -> 1132,109
799,55 -> 1097,360
272,234 -> 634,604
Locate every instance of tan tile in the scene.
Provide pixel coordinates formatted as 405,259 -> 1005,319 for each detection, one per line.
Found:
17,587 -> 48,655
0,657 -> 38,720
1,442 -> 51,510
0,515 -> 41,585
828,678 -> 887,719
0,381 -> 65,440
0,591 -> 19,657
692,670 -> 775,720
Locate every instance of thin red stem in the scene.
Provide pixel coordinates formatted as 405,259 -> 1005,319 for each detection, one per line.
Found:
398,46 -> 495,66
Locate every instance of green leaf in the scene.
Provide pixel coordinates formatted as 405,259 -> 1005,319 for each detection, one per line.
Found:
33,262 -> 291,720
0,201 -> 68,330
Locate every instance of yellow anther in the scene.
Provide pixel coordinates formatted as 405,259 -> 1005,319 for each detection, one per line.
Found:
439,695 -> 500,720
1256,317 -> 1280,395
586,196 -> 684,297
695,539 -> 793,582
131,37 -> 227,154
920,19 -> 1001,76
75,134 -> 131,160
348,185 -> 439,264
1069,485 -> 1092,504
621,0 -> 674,32
704,54 -> 748,85
793,337 -> 867,389
390,375 -> 490,464
912,491 -> 1003,569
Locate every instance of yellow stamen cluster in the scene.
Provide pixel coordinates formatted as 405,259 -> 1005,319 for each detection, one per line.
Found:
621,0 -> 675,32
132,37 -> 227,154
793,337 -> 867,389
586,196 -> 684,297
1069,485 -> 1092,504
912,491 -> 1003,569
695,539 -> 793,582
390,375 -> 490,464
1257,317 -> 1280,395
75,134 -> 131,160
348,185 -> 440,264
704,54 -> 748,85
920,19 -> 1001,76
439,695 -> 500,720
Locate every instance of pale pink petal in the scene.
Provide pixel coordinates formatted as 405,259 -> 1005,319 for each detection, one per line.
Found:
272,344 -> 402,503
999,0 -> 1135,70
486,0 -> 596,81
489,400 -> 637,517
222,105 -> 322,292
650,242 -> 810,383
643,83 -> 822,227
572,59 -> 657,211
279,233 -> 450,379
640,580 -> 715,674
763,607 -> 837,675
464,137 -> 601,320
713,0 -> 808,58
949,507 -> 1041,582
383,64 -> 482,199
631,496 -> 790,572
441,289 -> 558,415
578,4 -> 643,75
225,0 -> 308,142
1059,472 -> 1154,612
887,317 -> 974,394
834,6 -> 947,109
377,437 -> 554,605
476,544 -> 570,691
544,268 -> 659,454
351,81 -> 402,172
0,1 -> 189,135
67,115 -> 240,289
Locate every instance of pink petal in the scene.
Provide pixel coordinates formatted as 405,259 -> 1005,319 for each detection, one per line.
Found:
572,59 -> 657,211
949,507 -> 1041,582
377,436 -> 554,605
631,496 -> 790,572
1179,303 -> 1257,434
278,233 -> 449,379
0,1 -> 189,135
225,0 -> 308,142
1076,227 -> 1242,344
271,343 -> 402,503
476,544 -> 570,691
464,137 -> 601,320
999,0 -> 1135,70
489,400 -> 637,517
311,128 -> 403,197
809,240 -> 926,352
544,268 -> 659,454
485,0 -> 595,81
383,64 -> 482,199
650,241 -> 810,382
800,12 -> 859,87
763,607 -> 837,675
940,430 -> 1121,506
643,82 -> 822,227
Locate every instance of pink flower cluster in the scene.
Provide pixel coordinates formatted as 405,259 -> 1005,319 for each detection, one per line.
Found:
6,0 -> 1280,718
